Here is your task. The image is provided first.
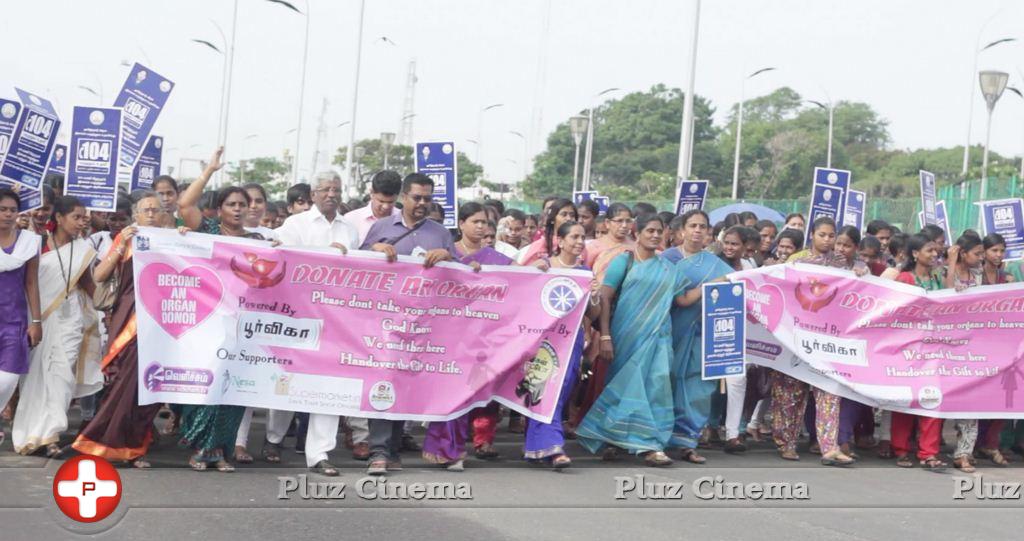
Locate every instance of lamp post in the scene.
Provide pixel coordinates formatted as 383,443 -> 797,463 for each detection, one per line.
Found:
476,103 -> 504,175
1004,84 -> 1024,178
961,33 -> 1017,178
569,115 -> 589,194
191,20 -> 229,187
807,99 -> 834,168
380,131 -> 396,170
509,130 -> 527,182
581,87 -> 620,192
676,0 -> 702,182
266,0 -> 311,186
343,0 -> 367,190
979,70 -> 1009,200
731,66 -> 776,200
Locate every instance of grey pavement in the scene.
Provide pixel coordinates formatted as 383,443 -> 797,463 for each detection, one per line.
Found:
2,408 -> 1023,540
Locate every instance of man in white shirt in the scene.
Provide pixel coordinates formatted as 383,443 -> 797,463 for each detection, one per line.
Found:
344,170 -> 402,245
263,173 -> 357,477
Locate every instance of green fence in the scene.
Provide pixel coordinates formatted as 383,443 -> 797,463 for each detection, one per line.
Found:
507,176 -> 1023,233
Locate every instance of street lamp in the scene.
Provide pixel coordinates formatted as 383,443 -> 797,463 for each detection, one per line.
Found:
961,32 -> 1017,178
979,69 -> 1009,200
380,131 -> 396,170
476,103 -> 505,174
807,98 -> 834,168
569,115 -> 589,194
343,0 -> 368,191
266,0 -> 311,192
731,66 -> 776,200
581,87 -> 619,192
509,130 -> 527,182
676,0 -> 702,182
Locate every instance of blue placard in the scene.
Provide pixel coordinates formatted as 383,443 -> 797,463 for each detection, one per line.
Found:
919,170 -> 937,226
65,106 -> 123,211
113,63 -> 174,169
0,89 -> 61,190
0,98 -> 21,160
415,141 -> 457,228
675,180 -> 709,214
48,143 -> 67,175
592,195 -> 610,215
979,198 -> 1024,260
701,282 -> 746,380
131,135 -> 163,191
935,200 -> 952,246
843,189 -> 866,230
573,191 -> 598,205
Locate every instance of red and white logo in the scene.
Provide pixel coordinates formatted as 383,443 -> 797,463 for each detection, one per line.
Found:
52,455 -> 122,522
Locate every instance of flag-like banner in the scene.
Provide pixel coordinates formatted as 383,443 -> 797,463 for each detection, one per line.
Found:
65,106 -> 123,211
734,263 -> 1024,418
132,227 -> 591,422
415,141 -> 457,228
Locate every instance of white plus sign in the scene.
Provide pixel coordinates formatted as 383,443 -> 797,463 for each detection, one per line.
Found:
56,459 -> 118,518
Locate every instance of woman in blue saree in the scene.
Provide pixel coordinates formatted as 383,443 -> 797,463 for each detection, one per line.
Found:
662,210 -> 733,464
576,214 -> 694,467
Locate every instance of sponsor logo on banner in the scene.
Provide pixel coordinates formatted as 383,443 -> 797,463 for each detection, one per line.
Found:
540,277 -> 583,317
230,252 -> 287,288
516,341 -> 559,406
221,369 -> 258,395
143,363 -> 214,394
794,276 -> 839,312
238,313 -> 322,351
369,381 -> 397,411
271,372 -> 362,411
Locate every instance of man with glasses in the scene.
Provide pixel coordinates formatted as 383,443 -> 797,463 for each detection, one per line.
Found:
361,172 -> 456,475
263,172 -> 357,477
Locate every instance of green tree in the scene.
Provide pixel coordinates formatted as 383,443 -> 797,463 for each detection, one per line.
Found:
334,140 -> 483,194
228,157 -> 290,199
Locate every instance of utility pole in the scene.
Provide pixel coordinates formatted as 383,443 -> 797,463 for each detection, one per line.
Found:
399,60 -> 417,146
310,97 -> 328,179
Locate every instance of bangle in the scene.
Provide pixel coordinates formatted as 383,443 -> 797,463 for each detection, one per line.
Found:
600,336 -> 612,342
31,319 -> 41,324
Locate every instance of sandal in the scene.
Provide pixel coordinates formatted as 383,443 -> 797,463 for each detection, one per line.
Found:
474,444 -> 500,460
601,447 -> 620,462
977,447 -> 1010,467
189,457 -> 208,471
215,459 -> 235,473
679,448 -> 706,464
920,455 -> 948,472
643,451 -> 673,467
45,443 -> 62,458
745,426 -> 762,442
953,456 -> 975,473
895,454 -> 914,468
877,440 -> 893,459
778,448 -> 800,461
261,439 -> 282,463
551,454 -> 572,469
131,457 -> 151,469
234,446 -> 254,464
820,450 -> 856,467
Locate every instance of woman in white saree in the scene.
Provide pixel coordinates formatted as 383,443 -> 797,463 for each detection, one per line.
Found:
12,196 -> 101,456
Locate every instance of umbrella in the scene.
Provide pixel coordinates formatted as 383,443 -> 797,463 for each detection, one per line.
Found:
707,202 -> 786,224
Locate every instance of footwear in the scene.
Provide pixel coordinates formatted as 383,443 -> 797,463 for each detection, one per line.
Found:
779,449 -> 800,461
643,451 -> 673,467
563,422 -> 577,440
445,459 -> 465,472
45,443 -> 62,458
877,440 -> 893,459
367,459 -> 387,476
234,446 -> 254,464
745,426 -> 761,442
820,450 -> 856,467
261,439 -> 282,463
400,434 -> 421,452
189,458 -> 207,471
310,460 -> 339,477
131,457 -> 151,469
352,442 -> 370,461
386,459 -> 403,471
895,454 -> 914,468
808,442 -> 821,455
839,443 -> 860,460
474,444 -> 500,460
601,447 -> 620,462
551,454 -> 572,469
215,459 -> 235,473
953,456 -> 976,473
724,438 -> 747,454
679,448 -> 707,464
977,447 -> 1010,466
920,455 -> 948,472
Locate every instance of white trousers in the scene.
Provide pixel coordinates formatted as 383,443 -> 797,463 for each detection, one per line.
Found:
265,409 -> 339,467
724,375 -> 747,439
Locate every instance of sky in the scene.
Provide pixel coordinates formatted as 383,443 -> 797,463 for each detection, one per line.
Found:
5,0 -> 1024,184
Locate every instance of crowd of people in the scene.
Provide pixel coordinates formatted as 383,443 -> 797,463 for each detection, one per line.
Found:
2,146 -> 1024,477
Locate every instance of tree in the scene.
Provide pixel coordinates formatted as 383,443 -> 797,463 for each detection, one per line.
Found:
334,139 -> 484,195
227,157 -> 290,200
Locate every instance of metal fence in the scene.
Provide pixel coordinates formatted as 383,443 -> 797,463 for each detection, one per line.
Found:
507,177 -> 1023,234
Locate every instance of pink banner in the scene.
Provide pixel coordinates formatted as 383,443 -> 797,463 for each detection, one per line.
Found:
735,263 -> 1024,418
132,227 -> 590,423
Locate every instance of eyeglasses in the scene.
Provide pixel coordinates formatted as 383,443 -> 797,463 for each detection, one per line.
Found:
407,195 -> 433,203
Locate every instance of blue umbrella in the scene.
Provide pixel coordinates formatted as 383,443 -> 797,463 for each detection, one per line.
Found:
707,202 -> 786,224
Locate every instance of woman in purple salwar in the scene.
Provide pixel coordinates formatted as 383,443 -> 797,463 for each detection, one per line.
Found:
523,221 -> 600,469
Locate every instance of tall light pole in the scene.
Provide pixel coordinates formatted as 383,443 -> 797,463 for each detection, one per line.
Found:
221,0 -> 240,186
344,0 -> 367,192
961,33 -> 1016,178
266,0 -> 311,184
380,131 -> 396,170
979,70 -> 1009,200
1005,84 -> 1024,178
509,130 -> 527,182
191,22 -> 229,188
676,0 -> 701,182
569,115 -> 589,193
476,103 -> 504,176
807,98 -> 834,168
581,87 -> 619,192
731,67 -> 776,200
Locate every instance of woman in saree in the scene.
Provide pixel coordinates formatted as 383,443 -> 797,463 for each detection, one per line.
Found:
585,203 -> 635,282
176,186 -> 262,472
13,196 -> 99,456
73,190 -> 170,467
524,220 -> 599,469
976,233 -> 1015,467
662,210 -> 734,464
517,198 -> 578,266
0,188 -> 42,446
576,214 -> 695,467
422,202 -> 514,469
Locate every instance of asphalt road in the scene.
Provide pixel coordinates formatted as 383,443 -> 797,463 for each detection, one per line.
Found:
2,408 -> 1023,540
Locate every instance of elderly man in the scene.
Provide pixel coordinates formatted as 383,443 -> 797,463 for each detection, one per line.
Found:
261,172 -> 358,477
362,172 -> 456,475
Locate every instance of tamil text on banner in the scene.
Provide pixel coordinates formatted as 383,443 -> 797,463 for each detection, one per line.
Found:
130,135 -> 163,191
806,167 -> 850,244
114,63 -> 174,169
734,263 -> 1024,419
979,198 -> 1024,260
0,89 -> 60,191
675,180 -> 709,214
132,227 -> 591,423
701,282 -> 746,380
415,142 -> 457,228
65,106 -> 122,211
